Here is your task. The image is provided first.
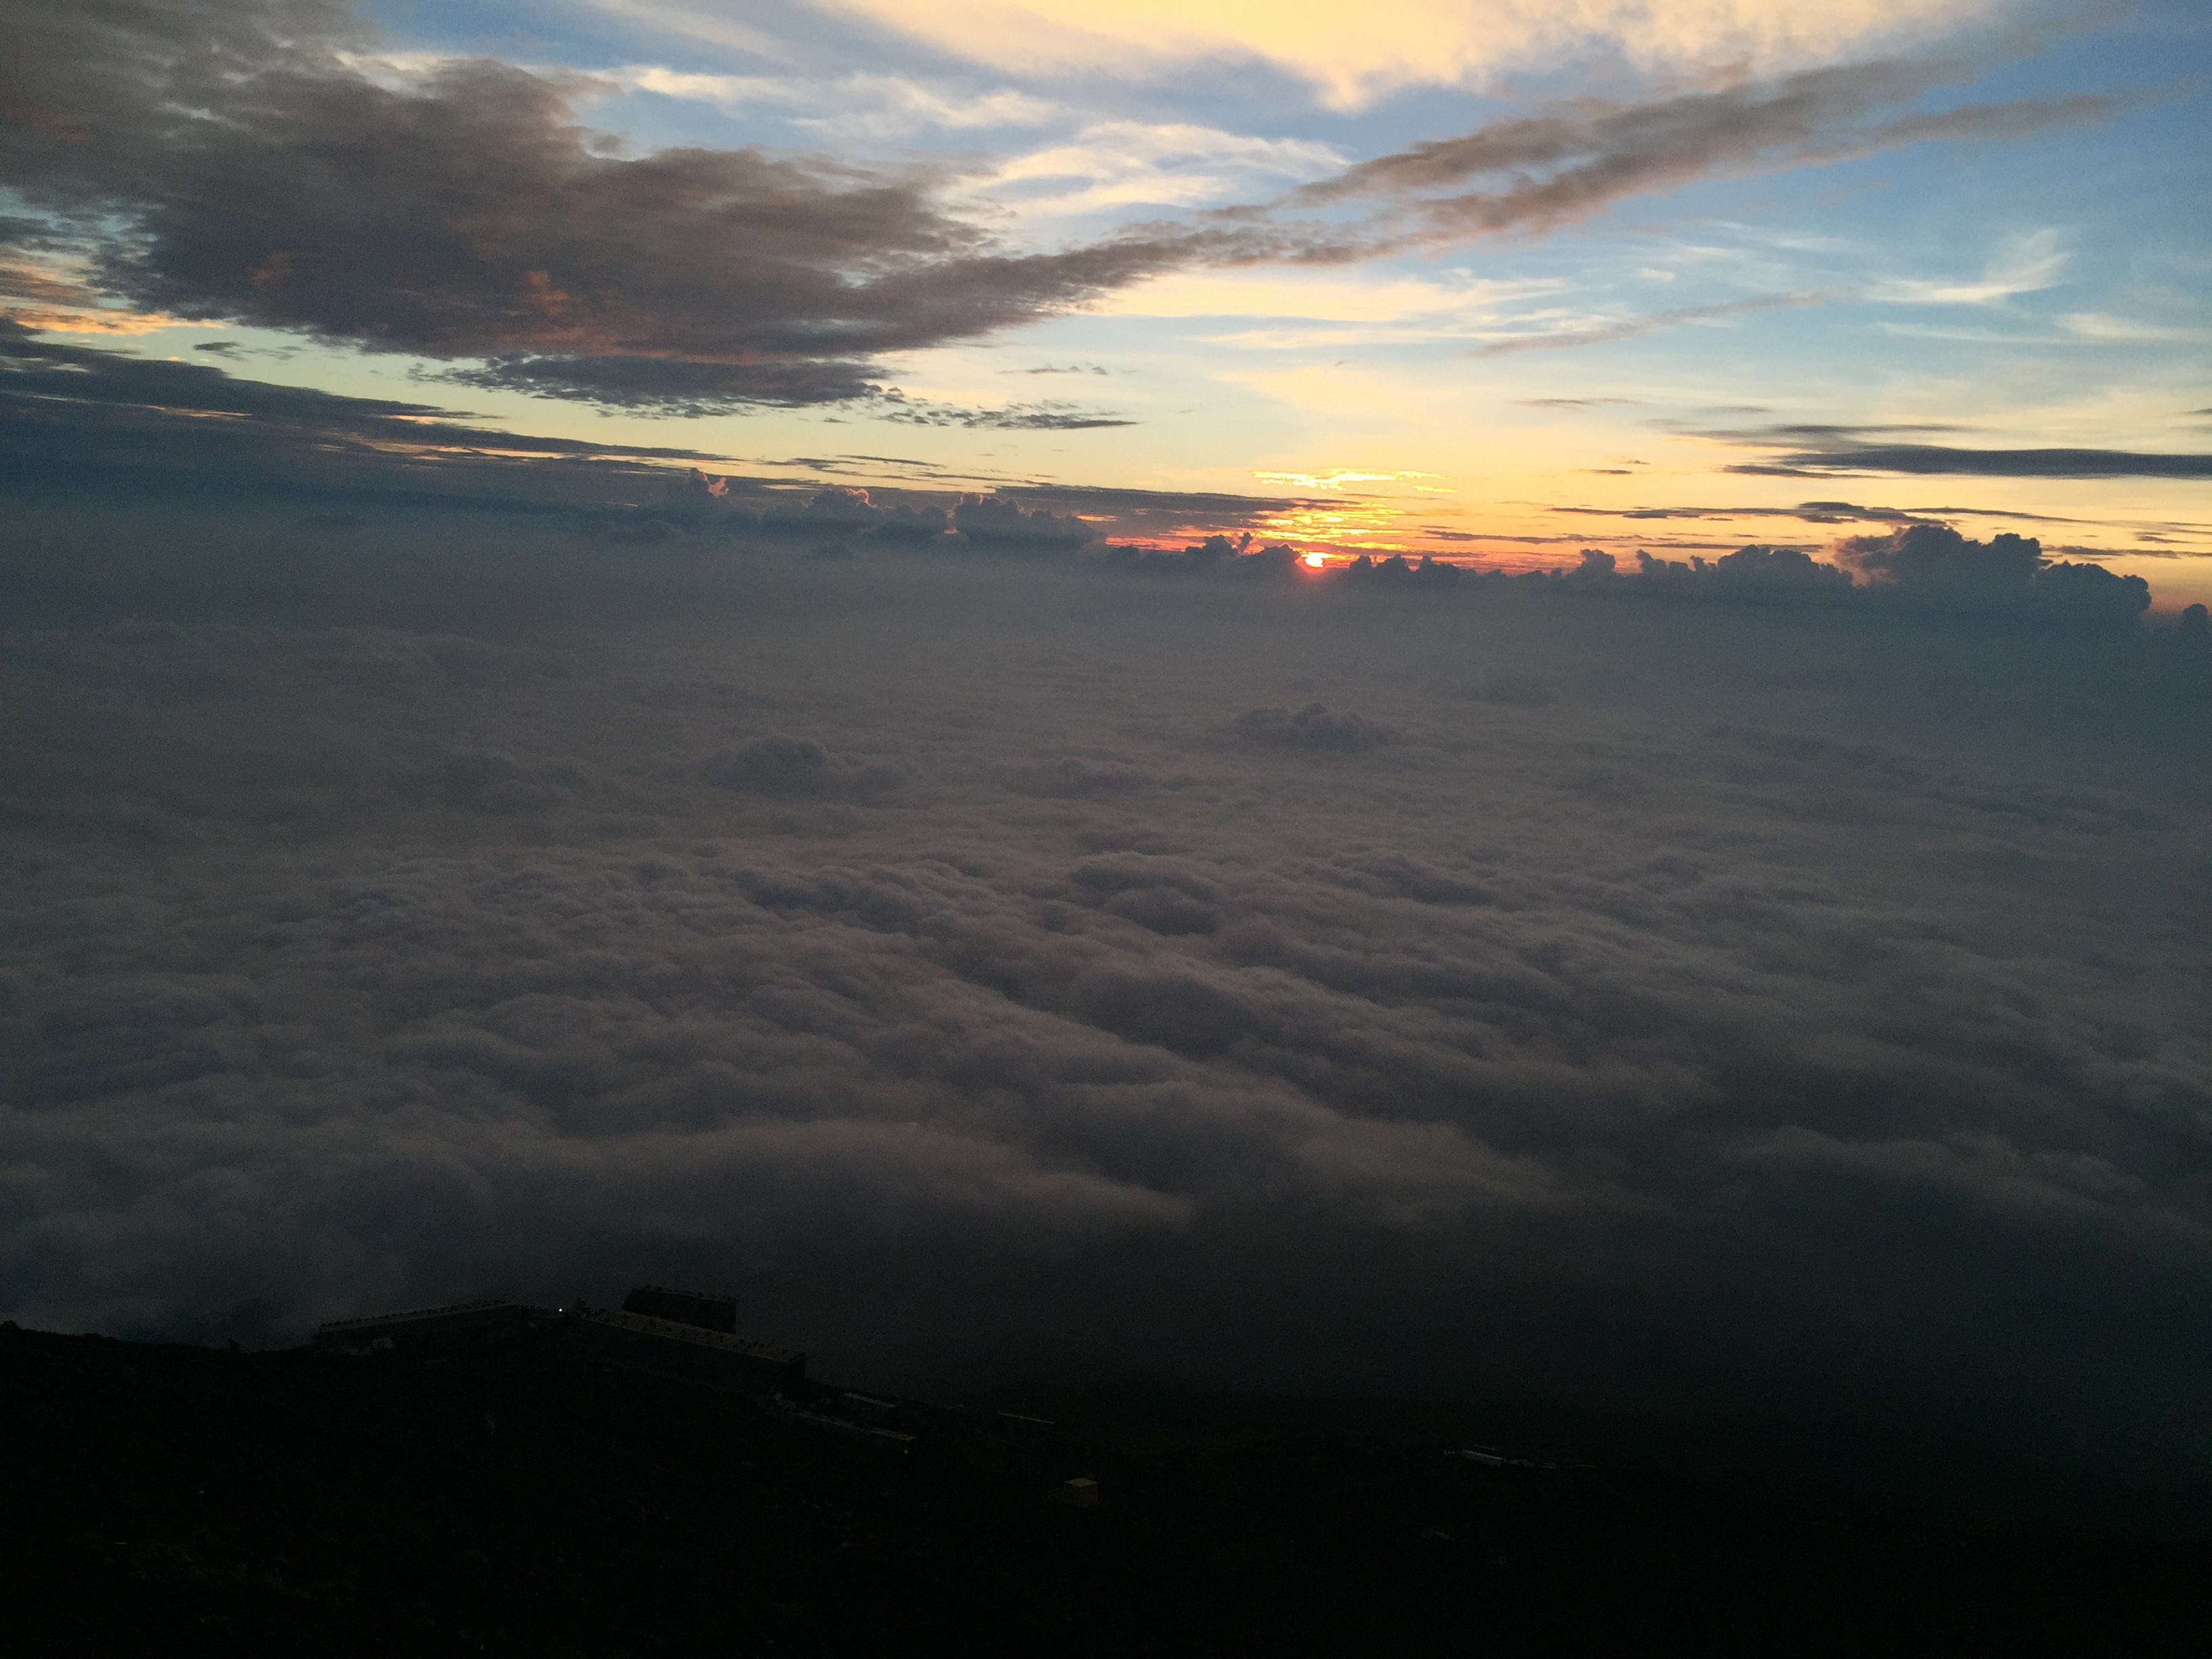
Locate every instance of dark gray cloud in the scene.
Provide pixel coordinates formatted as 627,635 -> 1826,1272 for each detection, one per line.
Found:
436,354 -> 888,417
1554,501 -> 2182,546
1537,529 -> 2150,621
0,320 -> 729,506
1713,426 -> 2212,478
950,493 -> 1095,550
1742,446 -> 2212,479
1550,501 -> 1916,526
989,482 -> 1318,548
0,1 -> 1182,412
1232,702 -> 1393,751
0,323 -> 705,457
1289,60 -> 2122,240
0,335 -> 1322,538
881,397 -> 1136,430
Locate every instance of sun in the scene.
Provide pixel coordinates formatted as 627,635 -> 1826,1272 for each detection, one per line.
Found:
1300,552 -> 1327,569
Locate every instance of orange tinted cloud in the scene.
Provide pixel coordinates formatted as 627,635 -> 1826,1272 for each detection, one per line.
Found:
807,0 -> 2005,107
2,306 -> 207,335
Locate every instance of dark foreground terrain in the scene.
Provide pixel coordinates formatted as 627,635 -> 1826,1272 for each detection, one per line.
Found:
3,1319 -> 2207,1657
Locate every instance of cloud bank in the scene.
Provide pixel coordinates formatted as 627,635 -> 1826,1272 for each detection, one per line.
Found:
2,514 -> 2206,1521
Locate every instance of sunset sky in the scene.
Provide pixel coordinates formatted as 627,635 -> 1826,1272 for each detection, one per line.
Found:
8,0 -> 2209,600
9,6 -> 2212,1526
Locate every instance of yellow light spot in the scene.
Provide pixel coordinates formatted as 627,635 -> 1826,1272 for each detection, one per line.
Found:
1301,552 -> 1327,569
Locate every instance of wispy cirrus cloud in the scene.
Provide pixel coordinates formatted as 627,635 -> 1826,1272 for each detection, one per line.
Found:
604,65 -> 1058,138
1868,227 -> 2069,305
806,0 -> 2011,110
1290,61 -> 2124,242
983,122 -> 1347,218
1471,291 -> 1833,356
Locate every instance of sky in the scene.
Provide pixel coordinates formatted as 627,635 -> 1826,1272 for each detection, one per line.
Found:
3,0 -> 2209,600
3,1 -> 2212,1530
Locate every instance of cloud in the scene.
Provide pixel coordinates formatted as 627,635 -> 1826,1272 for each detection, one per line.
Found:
577,0 -> 789,61
605,66 -> 1057,138
1292,61 -> 2120,240
435,353 -> 893,416
1471,291 -> 1830,355
1868,226 -> 2068,305
983,121 -> 1345,218
1717,428 -> 2212,478
0,2 -> 1182,413
1,514 -> 2208,1508
1551,500 -> 1913,525
1545,499 -> 2127,531
1549,524 -> 2154,621
2056,313 -> 2212,346
1097,271 -> 1563,324
880,396 -> 1136,430
808,0 -> 2007,110
0,321 -> 731,504
0,5 -> 2139,418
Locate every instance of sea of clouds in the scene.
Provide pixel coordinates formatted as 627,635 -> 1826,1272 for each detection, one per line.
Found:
3,512 -> 2207,1507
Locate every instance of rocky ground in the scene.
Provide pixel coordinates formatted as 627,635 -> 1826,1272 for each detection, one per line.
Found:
4,1318 -> 2209,1656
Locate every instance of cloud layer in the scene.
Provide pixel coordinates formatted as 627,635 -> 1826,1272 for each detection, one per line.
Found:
2,516 -> 2206,1505
0,320 -> 724,501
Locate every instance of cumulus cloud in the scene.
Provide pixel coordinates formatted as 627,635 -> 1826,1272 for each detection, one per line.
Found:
1837,523 -> 2150,617
1232,703 -> 1394,751
881,398 -> 1136,431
